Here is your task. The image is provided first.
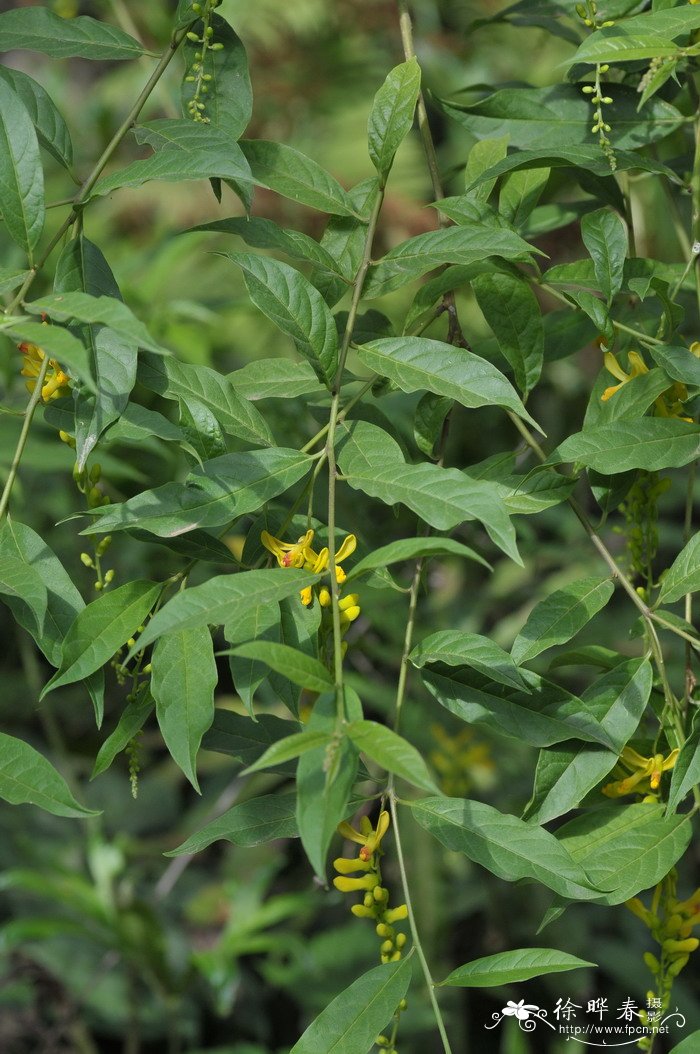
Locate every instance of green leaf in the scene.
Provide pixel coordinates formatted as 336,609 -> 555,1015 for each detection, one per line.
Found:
0,732 -> 98,818
83,448 -> 313,538
1,321 -> 95,393
671,1032 -> 700,1054
239,139 -> 359,217
54,237 -> 138,468
525,746 -> 619,827
499,167 -> 550,228
242,730 -> 332,774
409,797 -> 600,900
411,631 -> 531,692
367,57 -> 421,182
337,421 -> 519,564
152,626 -> 217,793
202,709 -> 296,767
0,66 -> 73,171
440,83 -> 682,150
658,533 -> 700,604
290,957 -> 413,1054
137,352 -> 272,447
413,392 -> 452,458
581,208 -> 628,306
127,570 -> 318,655
226,642 -> 333,694
0,79 -> 44,258
346,720 -> 439,793
555,804 -> 692,904
0,8 -> 145,60
422,666 -> 618,749
26,291 -> 168,356
166,793 -> 298,855
464,134 -> 509,201
226,603 -> 279,716
226,358 -> 322,400
467,144 -> 682,189
364,225 -> 539,299
511,576 -> 615,665
348,537 -> 489,579
356,337 -> 541,431
440,948 -> 595,987
0,268 -> 30,295
180,13 -> 251,138
648,344 -> 700,387
226,253 -> 338,386
666,713 -> 700,815
91,690 -> 154,779
186,216 -> 344,281
550,420 -> 700,474
177,395 -> 227,462
471,272 -> 544,394
296,694 -> 359,878
0,551 -> 47,637
562,8 -> 700,67
91,120 -> 253,198
42,581 -> 160,697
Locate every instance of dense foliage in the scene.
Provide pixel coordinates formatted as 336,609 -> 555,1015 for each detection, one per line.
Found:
1,1 -> 700,1052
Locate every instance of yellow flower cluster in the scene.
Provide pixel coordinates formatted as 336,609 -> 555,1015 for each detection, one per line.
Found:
334,811 -> 408,964
601,349 -> 692,420
602,745 -> 678,801
430,724 -> 494,798
19,341 -> 71,402
261,529 -> 361,627
627,870 -> 700,1048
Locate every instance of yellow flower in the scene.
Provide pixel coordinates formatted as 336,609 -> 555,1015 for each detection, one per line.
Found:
337,810 -> 390,860
260,529 -> 358,609
601,350 -> 648,401
261,528 -> 315,569
19,342 -> 71,402
602,745 -> 679,799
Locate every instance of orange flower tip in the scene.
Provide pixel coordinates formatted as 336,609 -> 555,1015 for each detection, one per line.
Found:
359,846 -> 371,861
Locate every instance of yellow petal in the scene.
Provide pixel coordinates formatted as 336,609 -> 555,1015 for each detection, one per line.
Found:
603,351 -> 629,384
336,534 -> 357,563
627,350 -> 649,377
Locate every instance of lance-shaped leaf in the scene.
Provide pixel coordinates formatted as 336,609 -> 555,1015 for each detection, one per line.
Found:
243,730 -> 332,774
511,575 -> 615,665
54,237 -> 138,468
186,216 -> 343,281
549,420 -> 700,474
471,272 -> 544,395
658,533 -> 700,605
137,352 -> 272,447
27,292 -> 168,356
240,139 -> 359,217
581,208 -> 628,306
91,690 -> 154,779
82,448 -> 312,538
202,710 -> 296,767
42,581 -> 160,697
440,948 -> 595,988
555,804 -> 692,904
152,626 -> 217,793
127,570 -> 318,655
337,421 -> 519,564
422,665 -> 618,749
467,145 -> 681,190
357,337 -> 541,431
227,358 -> 323,400
411,631 -> 530,693
166,793 -> 299,856
348,536 -> 489,579
367,57 -> 421,182
409,797 -> 601,900
0,8 -> 145,60
296,693 -> 359,878
0,268 -> 30,295
0,79 -> 44,257
180,13 -> 252,138
225,642 -> 333,694
345,720 -> 439,793
0,552 -> 47,638
364,225 -> 539,299
0,66 -> 73,172
226,253 -> 338,387
91,120 -> 253,198
666,713 -> 700,816
648,344 -> 700,387
0,732 -> 98,819
1,321 -> 95,393
290,958 -> 413,1054
561,7 -> 700,68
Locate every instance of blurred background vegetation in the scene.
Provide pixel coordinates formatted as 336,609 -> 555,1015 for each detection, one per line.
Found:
0,0 -> 698,1051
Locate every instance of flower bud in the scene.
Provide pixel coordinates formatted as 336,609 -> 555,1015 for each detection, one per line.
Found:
80,552 -> 94,568
383,904 -> 408,924
333,874 -> 379,893
333,856 -> 372,874
104,569 -> 115,585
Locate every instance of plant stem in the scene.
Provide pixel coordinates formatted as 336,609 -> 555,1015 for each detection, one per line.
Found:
389,793 -> 453,1054
683,460 -> 697,707
0,21 -> 192,519
393,557 -> 424,734
325,189 -> 384,722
